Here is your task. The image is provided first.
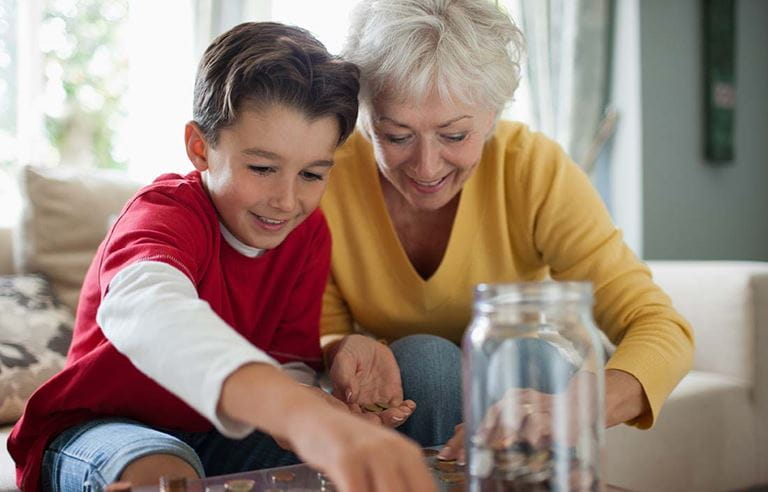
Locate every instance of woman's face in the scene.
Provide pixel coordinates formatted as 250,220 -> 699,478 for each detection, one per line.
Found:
366,91 -> 496,211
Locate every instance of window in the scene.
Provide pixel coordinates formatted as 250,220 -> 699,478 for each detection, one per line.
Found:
0,0 -> 129,225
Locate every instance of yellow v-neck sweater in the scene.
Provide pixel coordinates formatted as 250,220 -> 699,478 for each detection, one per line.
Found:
320,121 -> 693,427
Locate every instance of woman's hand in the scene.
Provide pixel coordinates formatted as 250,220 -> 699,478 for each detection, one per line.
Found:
438,372 -> 602,462
288,399 -> 436,492
326,334 -> 415,427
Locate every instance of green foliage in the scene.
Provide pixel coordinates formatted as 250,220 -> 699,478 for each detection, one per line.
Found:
0,0 -> 18,172
43,0 -> 128,169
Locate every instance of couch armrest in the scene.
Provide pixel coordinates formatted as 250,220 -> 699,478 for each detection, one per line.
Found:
0,227 -> 13,275
646,261 -> 768,385
753,271 -> 768,483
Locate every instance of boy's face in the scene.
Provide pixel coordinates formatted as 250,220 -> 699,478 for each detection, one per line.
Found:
188,104 -> 339,250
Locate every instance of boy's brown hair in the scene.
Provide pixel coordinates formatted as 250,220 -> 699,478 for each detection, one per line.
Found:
193,22 -> 360,146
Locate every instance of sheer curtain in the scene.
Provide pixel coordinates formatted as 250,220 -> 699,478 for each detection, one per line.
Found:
508,0 -> 615,172
126,0 -> 195,183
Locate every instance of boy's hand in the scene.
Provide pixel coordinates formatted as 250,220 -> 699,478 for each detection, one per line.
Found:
326,334 -> 415,428
289,404 -> 437,492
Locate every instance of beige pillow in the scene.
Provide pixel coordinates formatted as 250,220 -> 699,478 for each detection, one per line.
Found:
0,274 -> 74,424
15,165 -> 142,312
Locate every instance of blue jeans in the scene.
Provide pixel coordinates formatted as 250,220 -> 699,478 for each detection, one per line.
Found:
390,334 -> 575,448
41,418 -> 299,492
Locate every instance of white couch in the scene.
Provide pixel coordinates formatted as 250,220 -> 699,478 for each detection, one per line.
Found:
1,167 -> 766,491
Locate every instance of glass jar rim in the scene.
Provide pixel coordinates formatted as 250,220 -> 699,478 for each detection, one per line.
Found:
474,281 -> 593,308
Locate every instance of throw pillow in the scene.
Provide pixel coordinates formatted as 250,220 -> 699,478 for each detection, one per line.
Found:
15,164 -> 142,312
0,274 -> 74,424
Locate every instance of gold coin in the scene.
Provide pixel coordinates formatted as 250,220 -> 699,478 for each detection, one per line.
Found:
105,481 -> 133,492
159,476 -> 187,492
271,470 -> 296,482
224,479 -> 255,491
362,403 -> 382,413
422,448 -> 440,457
375,402 -> 391,410
434,461 -> 458,473
440,472 -> 466,484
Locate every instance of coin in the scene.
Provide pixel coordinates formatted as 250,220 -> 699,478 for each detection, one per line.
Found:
105,481 -> 132,492
440,472 -> 466,484
434,461 -> 458,473
375,402 -> 391,410
271,470 -> 295,483
159,476 -> 187,492
362,403 -> 382,413
422,448 -> 440,457
224,479 -> 255,491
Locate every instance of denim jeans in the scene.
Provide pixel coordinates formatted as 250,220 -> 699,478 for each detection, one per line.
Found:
41,418 -> 299,492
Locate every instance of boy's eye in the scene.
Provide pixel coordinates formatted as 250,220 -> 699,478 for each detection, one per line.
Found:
249,165 -> 275,175
300,171 -> 324,182
442,133 -> 467,143
385,134 -> 412,145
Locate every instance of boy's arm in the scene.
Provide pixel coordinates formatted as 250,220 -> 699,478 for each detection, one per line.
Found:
98,260 -> 280,438
218,362 -> 437,492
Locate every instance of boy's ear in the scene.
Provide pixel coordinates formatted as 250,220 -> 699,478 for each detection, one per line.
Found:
185,121 -> 210,171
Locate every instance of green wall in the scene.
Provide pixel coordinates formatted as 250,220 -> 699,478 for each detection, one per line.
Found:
640,0 -> 768,260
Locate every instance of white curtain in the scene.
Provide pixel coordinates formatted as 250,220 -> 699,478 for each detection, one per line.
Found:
192,0 -> 272,59
512,0 -> 615,172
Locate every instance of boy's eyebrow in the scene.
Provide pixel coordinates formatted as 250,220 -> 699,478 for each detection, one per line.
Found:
242,147 -> 334,168
242,148 -> 281,160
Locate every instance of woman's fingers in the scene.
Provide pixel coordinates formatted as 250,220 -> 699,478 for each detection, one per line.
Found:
437,423 -> 464,461
329,353 -> 360,403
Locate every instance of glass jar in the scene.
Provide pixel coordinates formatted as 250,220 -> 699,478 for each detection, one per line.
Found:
462,282 -> 605,491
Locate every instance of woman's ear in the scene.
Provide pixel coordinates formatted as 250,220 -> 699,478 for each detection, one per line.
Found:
185,121 -> 210,171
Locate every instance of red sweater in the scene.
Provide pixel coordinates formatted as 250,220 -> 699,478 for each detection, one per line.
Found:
8,171 -> 329,491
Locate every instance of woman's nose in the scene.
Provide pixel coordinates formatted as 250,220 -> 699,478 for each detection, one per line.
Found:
412,140 -> 442,180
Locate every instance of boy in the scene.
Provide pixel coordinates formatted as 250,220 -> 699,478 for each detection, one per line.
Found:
8,22 -> 434,492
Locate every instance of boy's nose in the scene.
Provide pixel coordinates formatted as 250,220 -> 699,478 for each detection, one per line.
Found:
268,180 -> 297,213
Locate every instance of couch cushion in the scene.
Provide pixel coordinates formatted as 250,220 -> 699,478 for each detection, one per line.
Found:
0,274 -> 74,425
15,165 -> 142,312
0,426 -> 17,491
648,261 -> 768,384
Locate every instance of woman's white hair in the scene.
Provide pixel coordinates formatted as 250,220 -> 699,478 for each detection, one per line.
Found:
343,0 -> 525,113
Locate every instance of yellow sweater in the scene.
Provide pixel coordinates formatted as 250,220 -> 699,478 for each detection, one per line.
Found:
320,121 -> 693,427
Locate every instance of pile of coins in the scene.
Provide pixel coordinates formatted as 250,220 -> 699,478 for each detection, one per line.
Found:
421,448 -> 466,492
361,402 -> 391,413
469,442 -> 598,491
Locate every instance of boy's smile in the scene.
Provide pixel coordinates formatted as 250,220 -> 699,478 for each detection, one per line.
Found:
187,104 -> 339,250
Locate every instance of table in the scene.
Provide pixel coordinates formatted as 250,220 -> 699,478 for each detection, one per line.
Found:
133,453 -> 631,491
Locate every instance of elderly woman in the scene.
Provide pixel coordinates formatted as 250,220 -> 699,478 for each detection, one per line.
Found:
321,0 -> 693,451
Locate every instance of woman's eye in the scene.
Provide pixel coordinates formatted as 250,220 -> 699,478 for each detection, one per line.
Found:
385,134 -> 412,144
443,133 -> 467,143
300,171 -> 324,182
249,165 -> 274,175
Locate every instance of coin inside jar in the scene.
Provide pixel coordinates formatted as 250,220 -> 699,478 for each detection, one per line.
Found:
434,461 -> 458,473
224,479 -> 255,492
440,472 -> 466,484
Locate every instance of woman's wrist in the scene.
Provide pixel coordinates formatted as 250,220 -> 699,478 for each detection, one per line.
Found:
604,368 -> 650,427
